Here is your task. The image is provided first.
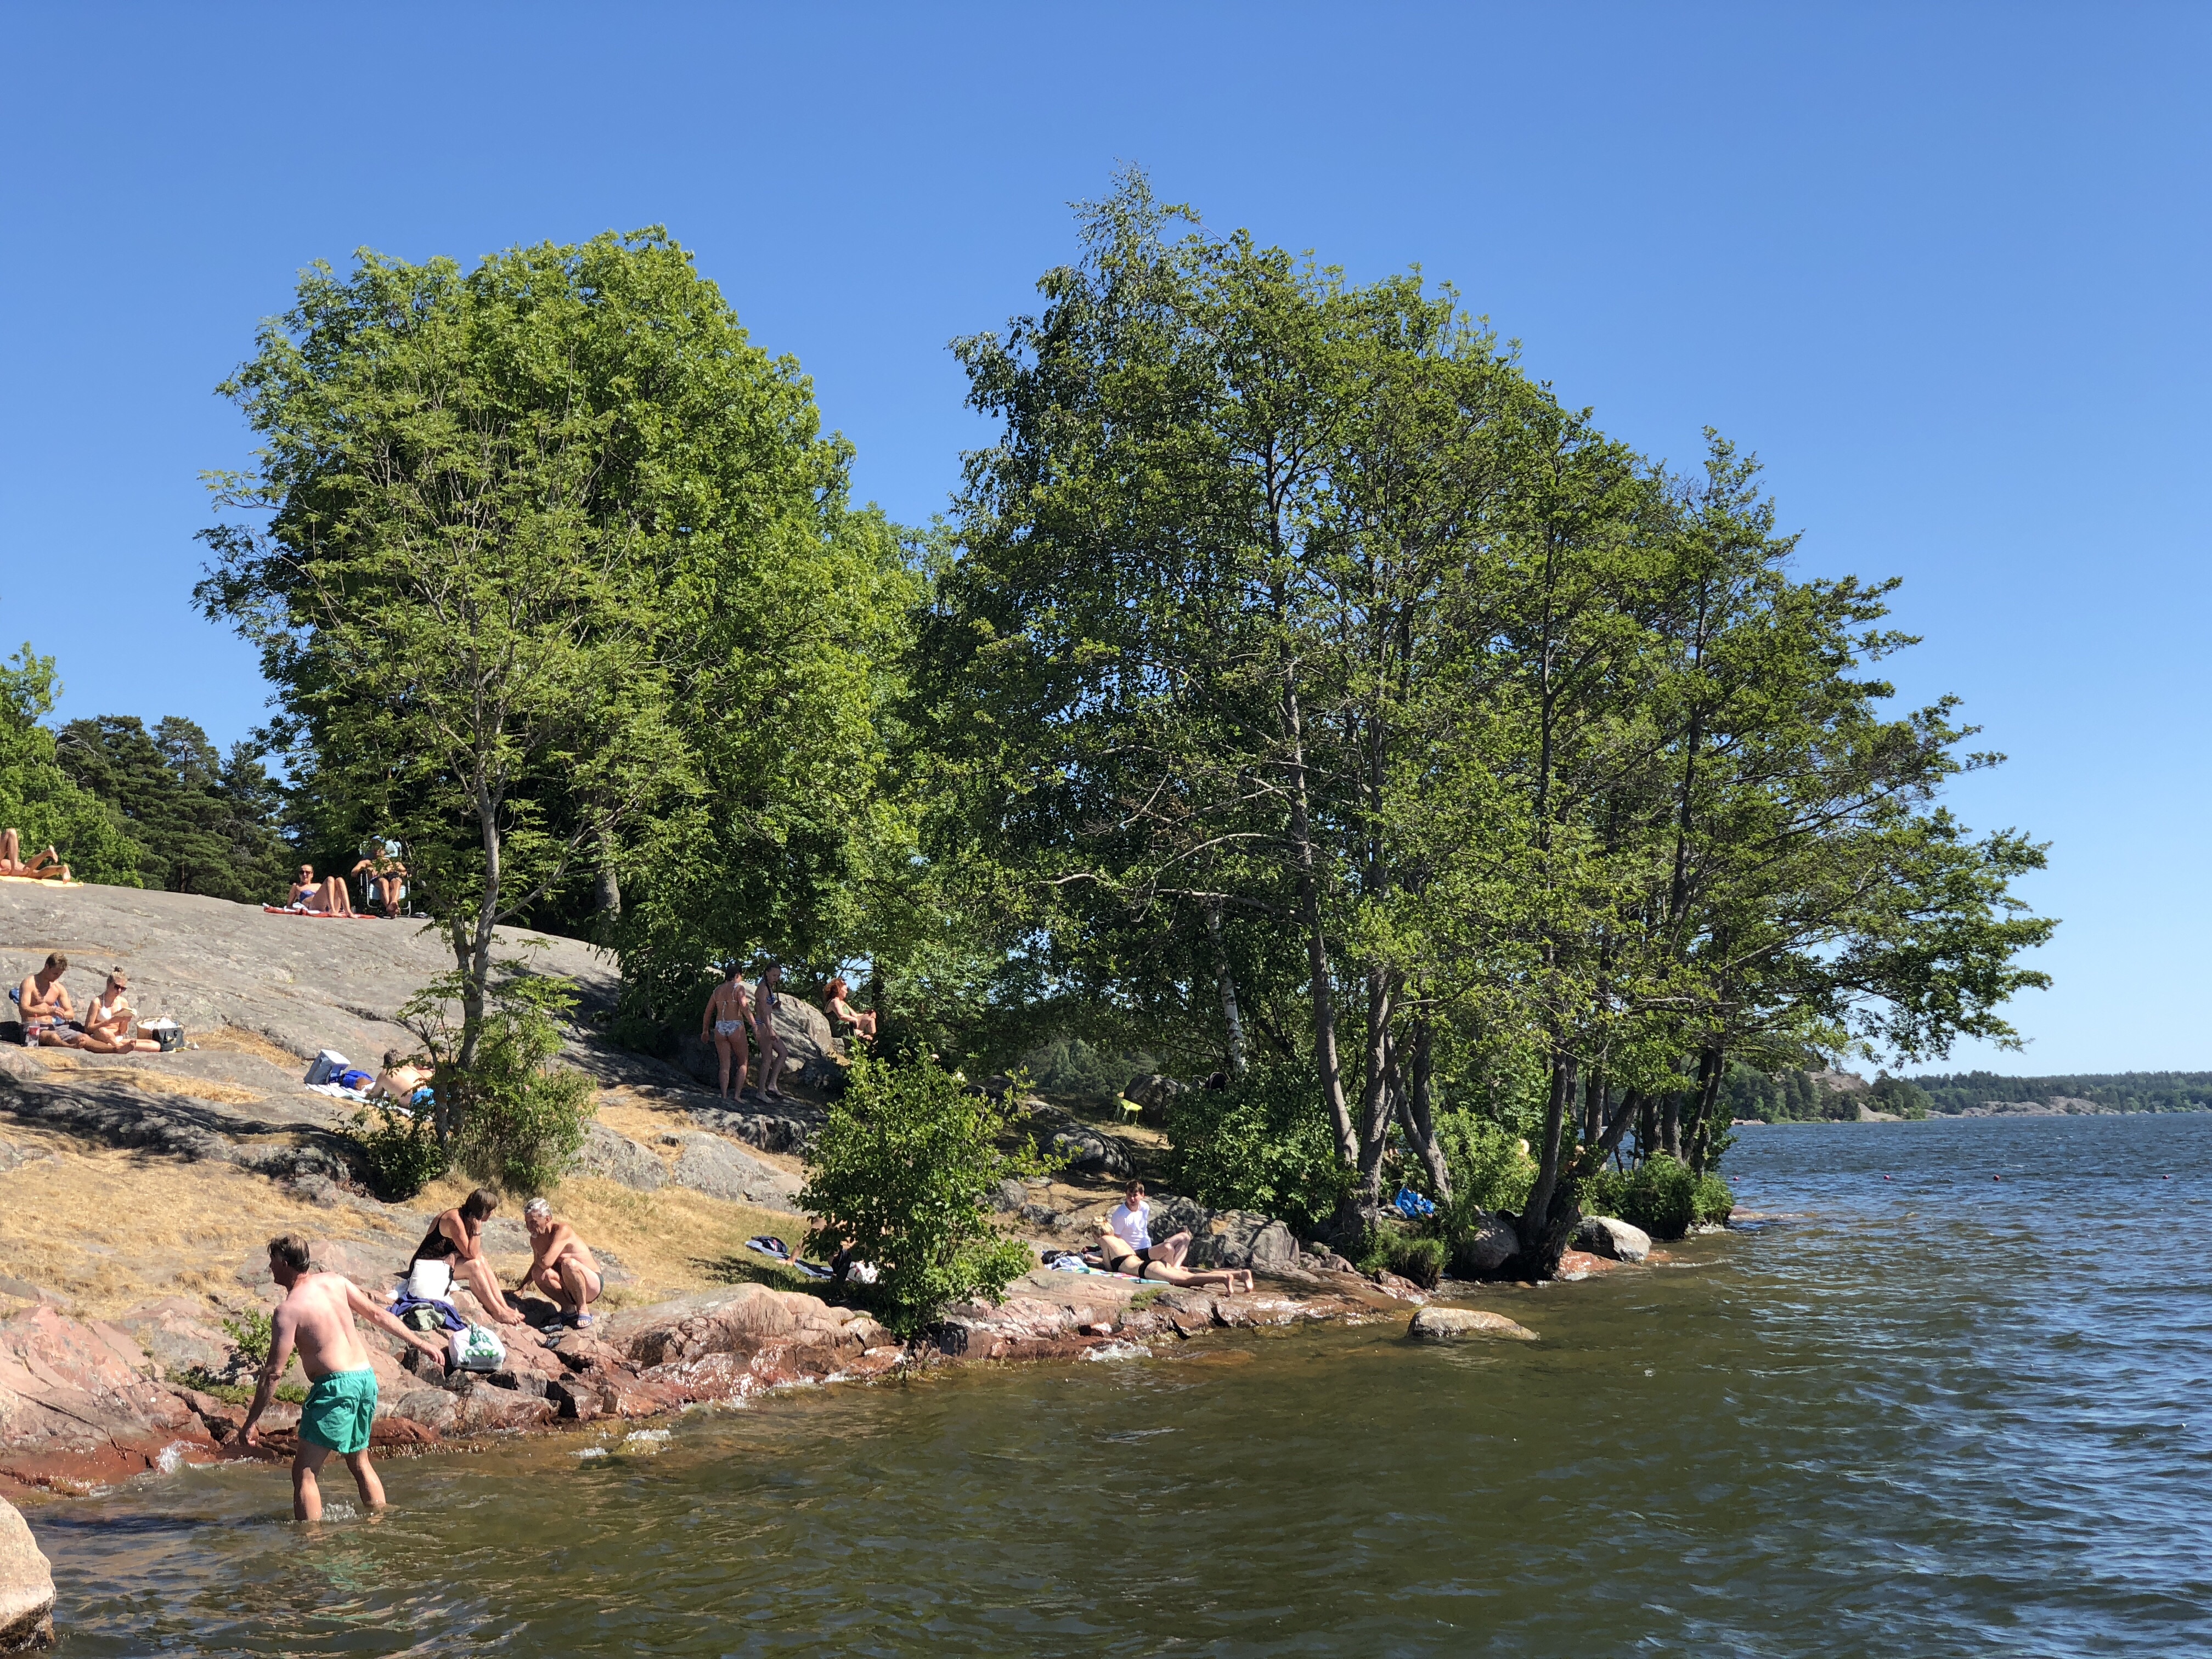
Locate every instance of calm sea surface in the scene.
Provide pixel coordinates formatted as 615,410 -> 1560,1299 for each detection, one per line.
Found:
36,1114 -> 2212,1656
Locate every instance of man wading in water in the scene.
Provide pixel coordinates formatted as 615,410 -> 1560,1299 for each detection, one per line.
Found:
239,1234 -> 449,1520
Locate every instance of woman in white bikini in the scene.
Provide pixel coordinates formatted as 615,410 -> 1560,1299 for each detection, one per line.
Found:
700,964 -> 753,1102
71,969 -> 159,1053
750,963 -> 790,1102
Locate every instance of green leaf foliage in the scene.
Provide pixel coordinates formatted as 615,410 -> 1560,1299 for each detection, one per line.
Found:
351,1100 -> 452,1201
55,714 -> 292,902
0,645 -> 143,885
795,1052 -> 1047,1335
1163,1066 -> 1353,1233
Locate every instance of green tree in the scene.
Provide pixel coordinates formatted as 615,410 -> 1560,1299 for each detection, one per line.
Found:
795,1052 -> 1047,1333
56,714 -> 292,901
0,644 -> 142,885
199,229 -> 898,1065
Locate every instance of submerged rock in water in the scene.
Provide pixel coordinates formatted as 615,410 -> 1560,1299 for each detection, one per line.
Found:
1573,1216 -> 1652,1263
0,1496 -> 53,1652
1407,1306 -> 1537,1344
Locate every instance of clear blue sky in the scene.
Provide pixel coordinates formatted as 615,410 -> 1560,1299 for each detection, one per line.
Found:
3,4 -> 2204,1075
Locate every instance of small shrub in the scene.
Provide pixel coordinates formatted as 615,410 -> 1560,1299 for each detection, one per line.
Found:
1435,1111 -> 1536,1231
352,1101 -> 450,1200
797,1051 -> 1049,1335
402,961 -> 597,1198
1386,1234 -> 1448,1289
1584,1155 -> 1699,1240
1164,1065 -> 1353,1233
221,1307 -> 273,1365
1692,1171 -> 1734,1225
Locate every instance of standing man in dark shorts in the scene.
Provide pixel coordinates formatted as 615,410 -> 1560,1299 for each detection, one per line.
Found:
239,1234 -> 448,1520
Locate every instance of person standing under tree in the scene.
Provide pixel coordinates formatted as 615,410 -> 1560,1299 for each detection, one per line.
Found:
239,1234 -> 448,1520
750,963 -> 790,1102
700,963 -> 752,1102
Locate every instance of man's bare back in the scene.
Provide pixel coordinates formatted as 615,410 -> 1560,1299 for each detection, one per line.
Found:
272,1270 -> 381,1380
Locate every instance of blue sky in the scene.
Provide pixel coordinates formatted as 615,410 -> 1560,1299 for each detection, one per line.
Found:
2,4 -> 2204,1074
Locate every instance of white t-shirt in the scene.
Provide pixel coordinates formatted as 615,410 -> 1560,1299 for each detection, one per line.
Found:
1108,1200 -> 1152,1251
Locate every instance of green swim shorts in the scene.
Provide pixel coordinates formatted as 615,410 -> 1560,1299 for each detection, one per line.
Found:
300,1367 -> 379,1455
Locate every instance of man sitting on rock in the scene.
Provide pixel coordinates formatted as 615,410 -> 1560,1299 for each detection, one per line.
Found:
240,1233 -> 450,1521
1107,1180 -> 1192,1268
1088,1219 -> 1251,1294
16,952 -> 77,1046
410,1188 -> 527,1328
517,1198 -> 603,1329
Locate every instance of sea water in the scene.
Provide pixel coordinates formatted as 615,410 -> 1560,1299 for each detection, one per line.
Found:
37,1113 -> 2212,1655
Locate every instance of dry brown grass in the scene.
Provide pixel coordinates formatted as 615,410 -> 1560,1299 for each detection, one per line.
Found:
123,1073 -> 265,1105
195,1025 -> 304,1069
0,1141 -> 410,1319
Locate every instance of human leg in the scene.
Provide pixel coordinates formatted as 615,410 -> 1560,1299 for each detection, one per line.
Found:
714,1031 -> 738,1098
458,1256 -> 524,1325
556,1254 -> 601,1321
1148,1231 -> 1192,1268
292,1441 -> 332,1521
323,877 -> 355,916
344,1448 -> 387,1511
0,830 -> 18,873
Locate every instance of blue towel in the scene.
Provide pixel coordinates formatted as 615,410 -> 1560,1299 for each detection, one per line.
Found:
1393,1187 -> 1437,1220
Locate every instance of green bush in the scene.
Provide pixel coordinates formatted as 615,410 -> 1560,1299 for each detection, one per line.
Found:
1584,1155 -> 1700,1240
402,962 -> 597,1198
1692,1170 -> 1734,1224
352,1101 -> 450,1200
1359,1231 -> 1446,1289
797,1051 -> 1048,1335
1164,1065 -> 1352,1233
1435,1110 -> 1536,1226
221,1307 -> 273,1365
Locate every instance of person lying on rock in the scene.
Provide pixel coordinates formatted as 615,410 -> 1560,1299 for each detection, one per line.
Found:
240,1233 -> 450,1521
366,1049 -> 432,1107
749,963 -> 790,1102
823,975 -> 877,1046
701,963 -> 752,1102
0,829 -> 70,882
73,969 -> 159,1053
1107,1180 -> 1193,1268
18,952 -> 78,1045
410,1187 -> 527,1327
518,1198 -> 603,1329
1088,1220 -> 1252,1293
284,862 -> 355,916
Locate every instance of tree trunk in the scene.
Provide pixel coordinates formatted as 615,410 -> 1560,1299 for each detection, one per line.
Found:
1661,1080 -> 1683,1160
1686,1047 -> 1726,1173
1402,1017 -> 1450,1201
456,797 -> 501,1073
1205,901 -> 1248,1079
1355,970 -> 1396,1199
1281,675 -> 1353,1163
1517,1048 -> 1577,1271
1637,1093 -> 1657,1167
594,829 -> 622,918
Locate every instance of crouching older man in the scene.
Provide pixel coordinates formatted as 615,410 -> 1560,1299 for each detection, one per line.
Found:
518,1198 -> 604,1329
240,1233 -> 450,1520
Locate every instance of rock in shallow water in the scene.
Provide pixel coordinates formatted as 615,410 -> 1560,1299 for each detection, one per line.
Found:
1573,1215 -> 1652,1263
0,1496 -> 54,1652
1407,1306 -> 1537,1344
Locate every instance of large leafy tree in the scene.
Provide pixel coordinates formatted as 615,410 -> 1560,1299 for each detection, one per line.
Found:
200,230 -> 901,1062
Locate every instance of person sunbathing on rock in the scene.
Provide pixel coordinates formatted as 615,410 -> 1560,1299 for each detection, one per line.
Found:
285,863 -> 355,916
239,1233 -> 449,1521
823,975 -> 877,1046
517,1198 -> 603,1329
410,1187 -> 527,1327
74,969 -> 159,1053
1088,1220 -> 1252,1293
350,842 -> 407,915
18,952 -> 78,1045
0,830 -> 70,882
366,1048 -> 432,1107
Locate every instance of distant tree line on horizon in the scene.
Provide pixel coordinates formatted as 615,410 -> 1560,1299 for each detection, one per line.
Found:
1906,1071 -> 2212,1115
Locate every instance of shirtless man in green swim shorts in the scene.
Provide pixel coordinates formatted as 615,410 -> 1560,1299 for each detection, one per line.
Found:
239,1234 -> 449,1521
